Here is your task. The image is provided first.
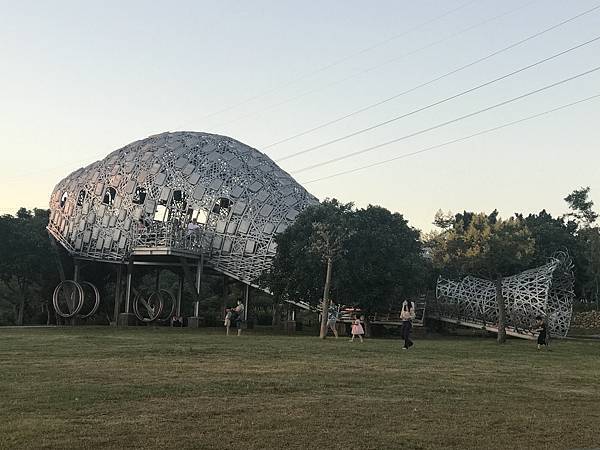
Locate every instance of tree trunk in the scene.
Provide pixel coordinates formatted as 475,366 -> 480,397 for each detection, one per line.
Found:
495,278 -> 506,344
46,300 -> 52,325
272,301 -> 282,327
595,275 -> 599,309
16,296 -> 25,326
319,257 -> 333,339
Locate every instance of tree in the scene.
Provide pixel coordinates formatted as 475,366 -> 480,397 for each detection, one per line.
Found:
433,209 -> 454,230
564,187 -> 598,227
310,218 -> 350,339
430,212 -> 535,343
337,205 -> 428,312
564,187 -> 600,308
260,199 -> 353,305
260,200 -> 429,337
516,210 -> 577,265
0,209 -> 57,325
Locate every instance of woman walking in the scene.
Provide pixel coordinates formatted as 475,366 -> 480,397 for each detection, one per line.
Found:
400,300 -> 415,350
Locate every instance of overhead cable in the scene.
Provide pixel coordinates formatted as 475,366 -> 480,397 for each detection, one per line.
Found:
265,2 -> 600,150
302,93 -> 600,184
192,0 -> 479,122
278,35 -> 600,162
213,0 -> 538,128
291,65 -> 600,174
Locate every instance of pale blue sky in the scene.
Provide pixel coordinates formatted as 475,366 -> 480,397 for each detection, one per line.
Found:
1,0 -> 599,231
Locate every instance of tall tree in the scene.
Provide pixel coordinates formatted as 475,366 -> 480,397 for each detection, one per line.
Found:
516,210 -> 577,265
564,186 -> 598,227
564,187 -> 600,307
260,200 -> 429,336
310,218 -> 350,339
259,199 -> 353,307
429,212 -> 535,343
337,205 -> 428,312
0,209 -> 57,325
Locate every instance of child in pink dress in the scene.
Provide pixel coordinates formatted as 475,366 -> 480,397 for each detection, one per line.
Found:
350,315 -> 364,342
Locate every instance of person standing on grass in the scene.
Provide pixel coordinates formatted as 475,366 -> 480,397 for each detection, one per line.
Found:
326,303 -> 340,338
350,315 -> 364,343
534,315 -> 548,350
224,308 -> 232,336
400,299 -> 415,350
234,299 -> 245,336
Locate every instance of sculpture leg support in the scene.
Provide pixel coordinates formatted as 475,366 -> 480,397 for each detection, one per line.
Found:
187,256 -> 204,328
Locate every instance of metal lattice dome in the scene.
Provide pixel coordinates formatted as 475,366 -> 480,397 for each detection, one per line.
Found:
433,252 -> 575,338
48,131 -> 318,285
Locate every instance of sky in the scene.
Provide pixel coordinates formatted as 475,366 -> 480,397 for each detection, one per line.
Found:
1,0 -> 599,232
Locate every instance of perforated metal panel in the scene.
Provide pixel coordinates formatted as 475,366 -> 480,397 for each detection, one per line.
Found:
48,131 -> 319,285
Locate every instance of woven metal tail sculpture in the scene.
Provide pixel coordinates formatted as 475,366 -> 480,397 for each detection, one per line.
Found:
434,252 -> 575,338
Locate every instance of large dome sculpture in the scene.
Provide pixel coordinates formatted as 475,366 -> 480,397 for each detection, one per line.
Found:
48,131 -> 318,285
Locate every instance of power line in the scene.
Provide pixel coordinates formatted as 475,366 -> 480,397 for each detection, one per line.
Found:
278,35 -> 600,163
302,93 -> 600,184
213,0 -> 537,129
291,65 -> 600,174
189,0 -> 478,123
265,2 -> 600,150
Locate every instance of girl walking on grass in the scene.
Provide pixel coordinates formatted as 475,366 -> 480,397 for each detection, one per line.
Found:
350,315 -> 364,343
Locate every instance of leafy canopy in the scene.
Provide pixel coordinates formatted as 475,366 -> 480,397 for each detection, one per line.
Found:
429,211 -> 535,279
260,200 -> 428,310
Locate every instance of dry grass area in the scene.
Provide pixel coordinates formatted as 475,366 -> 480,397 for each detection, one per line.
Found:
0,327 -> 598,449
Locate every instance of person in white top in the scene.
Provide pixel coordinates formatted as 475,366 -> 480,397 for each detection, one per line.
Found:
234,300 -> 245,336
224,308 -> 233,336
400,300 -> 416,350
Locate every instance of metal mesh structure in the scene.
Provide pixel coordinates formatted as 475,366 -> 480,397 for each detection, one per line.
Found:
47,131 -> 318,285
433,252 -> 575,337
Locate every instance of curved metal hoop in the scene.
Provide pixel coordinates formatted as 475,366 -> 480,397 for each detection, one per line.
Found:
156,289 -> 176,323
78,281 -> 101,319
53,280 -> 84,318
133,290 -> 164,322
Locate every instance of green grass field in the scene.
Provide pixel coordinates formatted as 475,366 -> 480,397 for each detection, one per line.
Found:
0,327 -> 598,449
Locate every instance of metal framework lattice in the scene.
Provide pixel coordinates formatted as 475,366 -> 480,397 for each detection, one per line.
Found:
47,131 -> 318,285
433,252 -> 575,337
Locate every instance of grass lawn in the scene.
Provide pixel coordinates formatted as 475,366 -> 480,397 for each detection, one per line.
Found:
0,327 -> 598,449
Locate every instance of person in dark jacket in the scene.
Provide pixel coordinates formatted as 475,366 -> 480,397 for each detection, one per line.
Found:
534,315 -> 548,350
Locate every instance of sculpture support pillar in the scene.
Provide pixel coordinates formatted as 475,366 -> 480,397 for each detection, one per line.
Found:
187,255 -> 204,328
